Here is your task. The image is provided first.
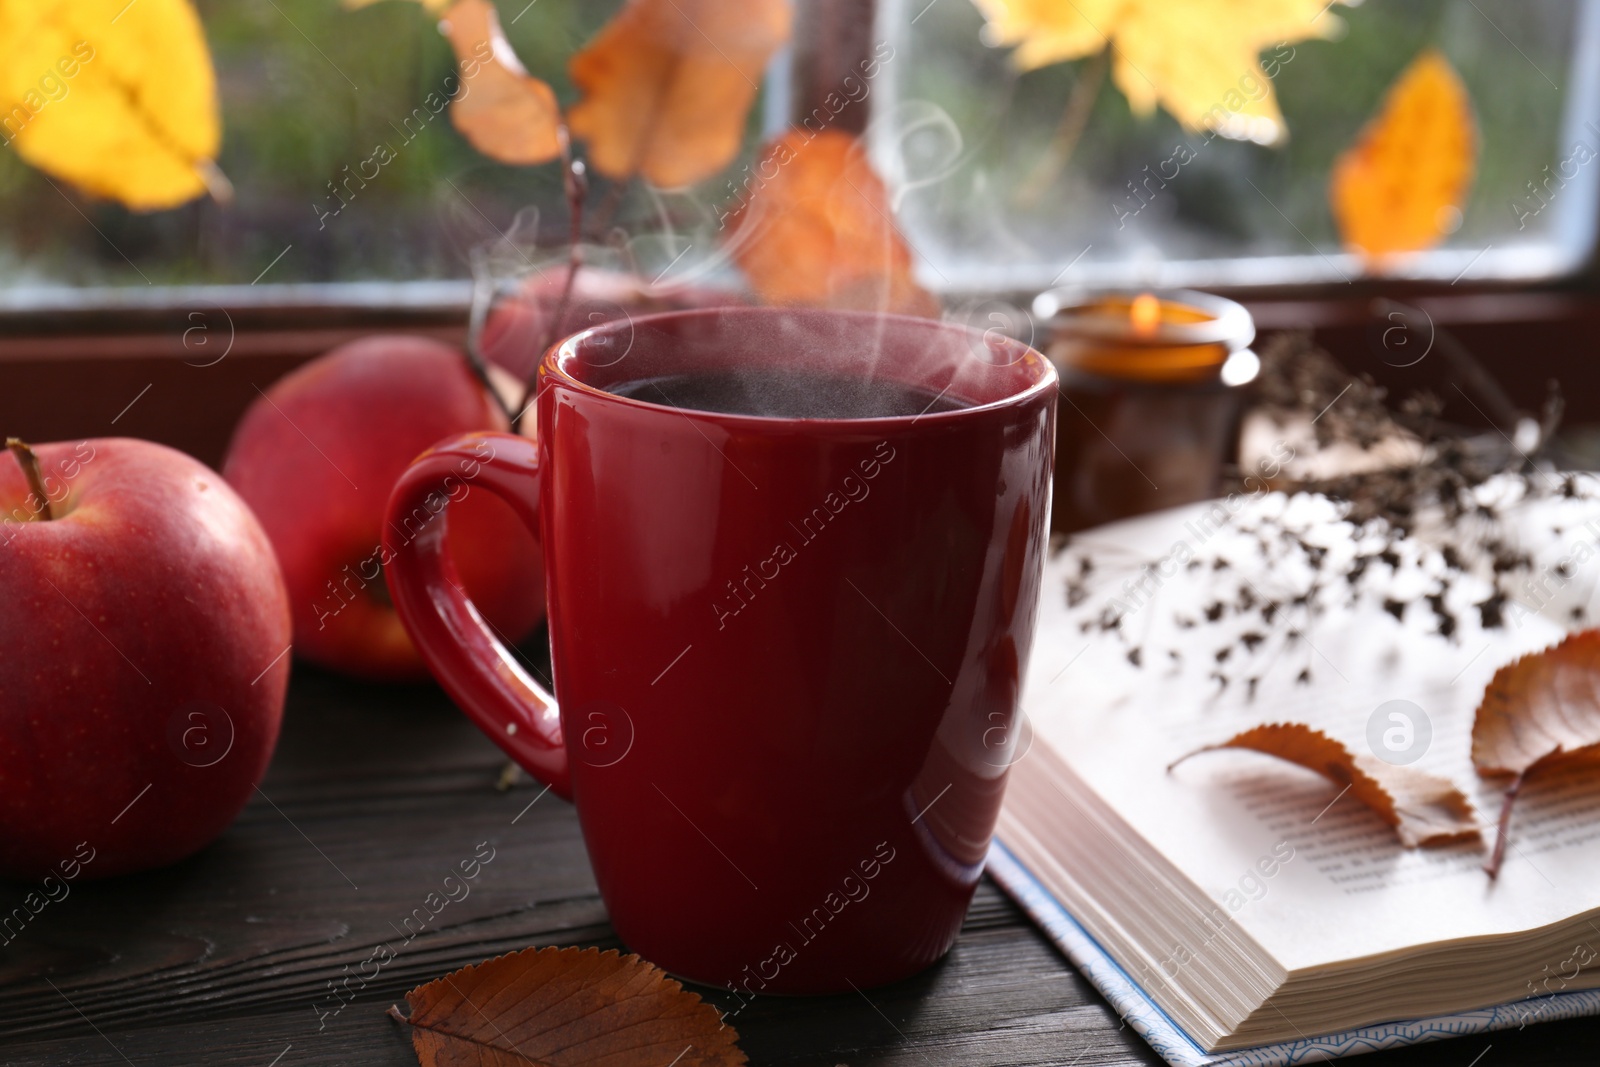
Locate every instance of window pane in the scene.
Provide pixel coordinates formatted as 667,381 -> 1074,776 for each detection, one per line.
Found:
5,0 -> 1594,299
871,0 -> 1597,291
0,0 -> 630,290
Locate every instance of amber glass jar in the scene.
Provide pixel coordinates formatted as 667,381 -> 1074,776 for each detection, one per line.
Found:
1032,289 -> 1259,535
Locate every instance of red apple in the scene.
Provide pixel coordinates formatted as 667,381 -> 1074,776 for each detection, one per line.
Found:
0,438 -> 290,880
481,266 -> 746,382
221,336 -> 543,681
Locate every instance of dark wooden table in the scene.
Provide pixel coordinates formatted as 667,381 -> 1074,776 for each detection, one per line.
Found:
3,651 -> 1596,1066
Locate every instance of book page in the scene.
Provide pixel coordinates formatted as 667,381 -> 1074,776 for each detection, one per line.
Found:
1020,488 -> 1600,975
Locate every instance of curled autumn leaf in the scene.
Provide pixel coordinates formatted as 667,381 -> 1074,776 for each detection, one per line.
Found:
389,945 -> 746,1066
972,0 -> 1345,144
1330,49 -> 1478,262
441,0 -> 563,166
1473,630 -> 1600,878
1172,723 -> 1480,848
724,129 -> 939,317
0,0 -> 226,210
567,0 -> 792,187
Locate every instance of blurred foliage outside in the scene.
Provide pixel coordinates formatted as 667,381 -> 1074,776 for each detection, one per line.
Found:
0,0 -> 1589,290
890,0 -> 1584,286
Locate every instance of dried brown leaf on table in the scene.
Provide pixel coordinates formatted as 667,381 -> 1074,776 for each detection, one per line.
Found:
389,945 -> 746,1066
567,0 -> 792,187
1473,630 -> 1600,878
1172,722 -> 1480,848
441,0 -> 563,166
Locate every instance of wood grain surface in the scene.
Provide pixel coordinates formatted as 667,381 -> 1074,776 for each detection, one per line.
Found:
2,653 -> 1595,1066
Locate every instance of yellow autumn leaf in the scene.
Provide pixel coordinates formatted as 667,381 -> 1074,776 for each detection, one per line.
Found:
0,0 -> 223,211
971,0 -> 1345,144
1329,49 -> 1477,262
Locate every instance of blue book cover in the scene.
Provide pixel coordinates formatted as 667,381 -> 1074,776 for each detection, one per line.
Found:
987,840 -> 1600,1066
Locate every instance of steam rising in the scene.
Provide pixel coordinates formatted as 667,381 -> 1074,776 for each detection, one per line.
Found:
585,307 -> 1041,420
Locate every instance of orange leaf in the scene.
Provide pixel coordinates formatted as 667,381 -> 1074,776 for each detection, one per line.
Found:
724,130 -> 940,317
1329,49 -> 1477,262
567,0 -> 792,187
442,0 -> 562,166
1473,630 -> 1600,877
345,0 -> 454,12
389,946 -> 746,1066
1173,722 -> 1479,848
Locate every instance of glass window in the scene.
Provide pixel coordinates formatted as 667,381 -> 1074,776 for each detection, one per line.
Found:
0,0 -> 634,297
4,0 -> 1596,306
869,0 -> 1600,292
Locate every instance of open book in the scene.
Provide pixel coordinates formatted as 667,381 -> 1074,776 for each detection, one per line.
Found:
993,493 -> 1600,1062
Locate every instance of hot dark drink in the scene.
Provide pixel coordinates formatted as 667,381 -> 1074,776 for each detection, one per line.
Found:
607,368 -> 969,419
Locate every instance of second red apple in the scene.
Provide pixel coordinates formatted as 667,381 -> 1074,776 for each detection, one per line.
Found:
223,336 -> 544,681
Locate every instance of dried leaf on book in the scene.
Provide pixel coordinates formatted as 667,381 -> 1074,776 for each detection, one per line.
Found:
441,0 -> 563,166
0,0 -> 226,210
1473,630 -> 1600,877
389,945 -> 746,1066
1329,49 -> 1477,262
724,130 -> 939,317
1173,722 -> 1480,847
567,0 -> 792,187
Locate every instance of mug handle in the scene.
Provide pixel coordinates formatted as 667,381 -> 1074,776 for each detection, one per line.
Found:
383,431 -> 570,799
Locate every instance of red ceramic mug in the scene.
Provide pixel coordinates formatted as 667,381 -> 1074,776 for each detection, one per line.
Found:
384,307 -> 1055,994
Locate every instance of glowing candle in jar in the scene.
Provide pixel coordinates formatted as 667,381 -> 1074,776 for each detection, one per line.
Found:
1129,292 -> 1162,338
1030,289 -> 1260,534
